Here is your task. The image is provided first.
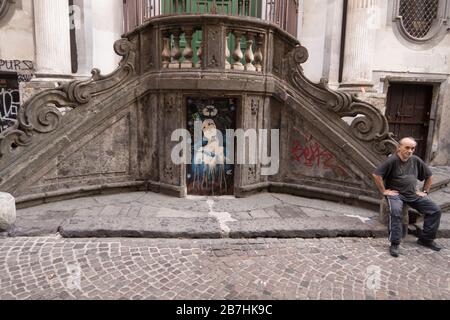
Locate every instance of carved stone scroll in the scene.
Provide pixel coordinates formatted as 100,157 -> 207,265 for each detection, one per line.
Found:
0,38 -> 137,161
283,46 -> 397,158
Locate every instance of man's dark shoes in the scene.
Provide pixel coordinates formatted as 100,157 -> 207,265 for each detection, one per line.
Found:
389,244 -> 399,257
417,238 -> 442,252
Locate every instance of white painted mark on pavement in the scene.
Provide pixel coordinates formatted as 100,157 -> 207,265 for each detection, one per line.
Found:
365,265 -> 381,290
344,214 -> 372,223
66,263 -> 82,291
206,199 -> 236,235
186,195 -> 208,200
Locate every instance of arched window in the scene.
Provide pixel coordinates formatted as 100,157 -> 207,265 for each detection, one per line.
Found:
392,0 -> 450,47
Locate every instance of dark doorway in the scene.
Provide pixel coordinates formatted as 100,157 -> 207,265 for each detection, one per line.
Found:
386,83 -> 433,160
186,97 -> 236,196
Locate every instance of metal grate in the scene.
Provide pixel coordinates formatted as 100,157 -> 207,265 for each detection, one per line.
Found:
399,0 -> 439,39
123,0 -> 298,36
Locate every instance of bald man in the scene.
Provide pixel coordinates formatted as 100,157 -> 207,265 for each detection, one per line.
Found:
373,137 -> 442,257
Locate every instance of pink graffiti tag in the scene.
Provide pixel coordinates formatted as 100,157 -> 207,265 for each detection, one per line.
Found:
291,138 -> 348,177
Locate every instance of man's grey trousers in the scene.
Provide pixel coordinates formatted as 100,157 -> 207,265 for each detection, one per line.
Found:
386,195 -> 441,245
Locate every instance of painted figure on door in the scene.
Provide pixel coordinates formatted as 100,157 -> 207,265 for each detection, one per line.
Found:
187,98 -> 236,196
192,118 -> 227,194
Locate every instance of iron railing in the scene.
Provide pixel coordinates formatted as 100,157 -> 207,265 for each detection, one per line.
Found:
123,0 -> 299,36
399,0 -> 439,39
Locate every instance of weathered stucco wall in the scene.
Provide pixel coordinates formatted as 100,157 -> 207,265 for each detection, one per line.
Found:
0,15 -> 398,208
434,84 -> 450,165
91,0 -> 124,74
299,0 -> 343,88
0,0 -> 34,61
299,0 -> 450,165
373,1 -> 450,75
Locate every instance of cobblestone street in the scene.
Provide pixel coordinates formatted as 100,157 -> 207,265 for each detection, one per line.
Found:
1,236 -> 449,300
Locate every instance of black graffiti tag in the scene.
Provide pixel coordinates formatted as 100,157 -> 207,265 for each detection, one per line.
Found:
0,59 -> 34,72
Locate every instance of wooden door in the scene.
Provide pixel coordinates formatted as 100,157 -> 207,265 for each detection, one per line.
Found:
385,83 -> 433,160
186,97 -> 236,196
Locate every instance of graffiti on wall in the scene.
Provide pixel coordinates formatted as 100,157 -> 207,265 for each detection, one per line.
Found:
0,88 -> 20,133
291,133 -> 349,178
0,60 -> 34,132
17,73 -> 33,82
0,59 -> 35,83
0,59 -> 34,72
0,75 -> 20,133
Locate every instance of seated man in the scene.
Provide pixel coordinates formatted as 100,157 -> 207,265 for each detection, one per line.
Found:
372,137 -> 442,257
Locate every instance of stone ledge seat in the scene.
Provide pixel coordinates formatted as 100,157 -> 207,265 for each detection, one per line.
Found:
0,192 -> 16,233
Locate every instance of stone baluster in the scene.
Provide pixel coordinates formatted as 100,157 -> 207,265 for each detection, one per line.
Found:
238,0 -> 244,15
196,41 -> 203,68
161,31 -> 171,69
244,32 -> 255,71
181,27 -> 194,68
169,29 -> 182,69
232,30 -> 244,70
245,0 -> 250,16
254,33 -> 264,72
225,34 -> 231,70
210,0 -> 218,14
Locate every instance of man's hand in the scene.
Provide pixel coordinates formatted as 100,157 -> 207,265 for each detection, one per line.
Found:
416,191 -> 428,198
383,189 -> 399,196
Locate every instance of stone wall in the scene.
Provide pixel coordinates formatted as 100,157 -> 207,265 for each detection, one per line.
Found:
298,0 -> 450,165
0,16 -> 397,208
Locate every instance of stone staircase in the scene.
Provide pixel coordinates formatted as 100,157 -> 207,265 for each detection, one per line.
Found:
423,166 -> 450,212
409,166 -> 450,237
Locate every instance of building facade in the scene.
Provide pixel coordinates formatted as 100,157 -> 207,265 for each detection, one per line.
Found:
0,0 -> 123,133
2,0 -> 447,164
0,0 -> 448,207
300,0 -> 450,165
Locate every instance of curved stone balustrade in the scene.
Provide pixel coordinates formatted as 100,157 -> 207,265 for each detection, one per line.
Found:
131,14 -> 397,161
0,14 -> 397,208
126,14 -> 298,73
0,38 -> 136,165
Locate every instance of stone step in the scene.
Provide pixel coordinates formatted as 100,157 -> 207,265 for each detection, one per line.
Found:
57,214 -> 389,239
429,188 -> 450,212
410,169 -> 450,216
415,187 -> 450,213
429,168 -> 450,192
59,216 -> 223,239
408,186 -> 450,221
410,213 -> 450,238
407,184 -> 450,238
430,177 -> 450,192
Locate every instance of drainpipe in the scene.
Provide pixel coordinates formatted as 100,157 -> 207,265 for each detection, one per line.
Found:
338,0 -> 347,84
